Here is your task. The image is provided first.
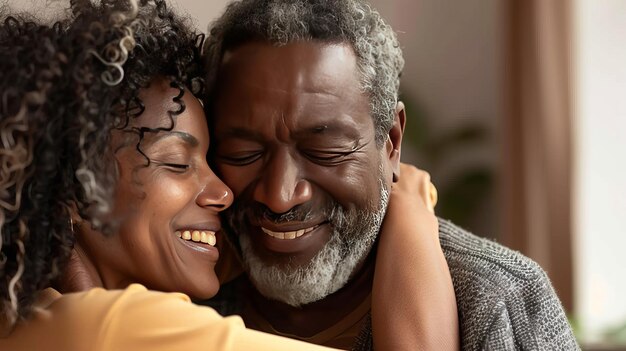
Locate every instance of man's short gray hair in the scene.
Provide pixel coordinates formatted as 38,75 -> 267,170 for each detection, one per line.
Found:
204,0 -> 405,145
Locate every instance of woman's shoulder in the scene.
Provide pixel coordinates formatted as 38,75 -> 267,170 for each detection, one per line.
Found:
1,285 -> 246,351
61,284 -> 237,329
63,284 -> 190,307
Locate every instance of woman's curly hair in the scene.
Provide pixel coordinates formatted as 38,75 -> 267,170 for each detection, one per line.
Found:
0,0 -> 204,328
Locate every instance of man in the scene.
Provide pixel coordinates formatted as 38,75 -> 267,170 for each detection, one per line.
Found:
203,0 -> 579,349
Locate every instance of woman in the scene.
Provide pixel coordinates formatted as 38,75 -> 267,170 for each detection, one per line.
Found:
0,0 -> 457,349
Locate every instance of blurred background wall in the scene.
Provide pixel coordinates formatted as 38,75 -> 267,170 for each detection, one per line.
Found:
573,0 -> 626,347
5,0 -> 625,348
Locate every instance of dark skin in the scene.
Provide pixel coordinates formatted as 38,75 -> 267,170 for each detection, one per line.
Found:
63,78 -> 234,299
212,41 -> 404,336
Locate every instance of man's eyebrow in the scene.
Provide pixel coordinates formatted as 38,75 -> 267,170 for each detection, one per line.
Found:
218,122 -> 360,141
294,122 -> 360,139
152,131 -> 199,147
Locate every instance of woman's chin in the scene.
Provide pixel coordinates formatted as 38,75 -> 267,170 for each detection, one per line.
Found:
174,272 -> 220,300
182,282 -> 219,300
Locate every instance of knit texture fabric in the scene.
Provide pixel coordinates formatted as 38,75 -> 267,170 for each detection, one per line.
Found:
397,219 -> 577,350
205,219 -> 580,350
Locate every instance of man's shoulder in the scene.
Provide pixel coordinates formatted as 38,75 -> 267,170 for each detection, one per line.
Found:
437,217 -> 556,311
438,218 -> 547,288
437,219 -> 579,350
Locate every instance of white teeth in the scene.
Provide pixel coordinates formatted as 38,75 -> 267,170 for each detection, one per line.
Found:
177,230 -> 216,246
191,230 -> 200,242
262,225 -> 318,240
182,230 -> 191,240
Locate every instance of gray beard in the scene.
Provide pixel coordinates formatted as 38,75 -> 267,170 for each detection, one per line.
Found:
236,180 -> 389,307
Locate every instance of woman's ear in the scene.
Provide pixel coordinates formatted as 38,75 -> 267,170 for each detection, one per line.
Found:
386,101 -> 406,182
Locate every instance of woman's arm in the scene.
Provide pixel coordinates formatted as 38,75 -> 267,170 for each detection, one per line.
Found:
372,163 -> 459,350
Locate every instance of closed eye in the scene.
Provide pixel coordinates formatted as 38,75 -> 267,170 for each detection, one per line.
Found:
217,152 -> 263,166
303,150 -> 354,165
155,162 -> 190,173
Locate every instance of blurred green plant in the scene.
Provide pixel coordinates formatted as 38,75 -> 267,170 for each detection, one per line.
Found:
569,316 -> 626,348
402,97 -> 494,229
604,321 -> 626,346
568,315 -> 584,345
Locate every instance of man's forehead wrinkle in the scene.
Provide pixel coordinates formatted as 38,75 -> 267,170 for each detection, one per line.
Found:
225,42 -> 357,89
218,126 -> 263,142
237,72 -> 342,98
240,78 -> 292,95
275,112 -> 292,142
298,88 -> 345,101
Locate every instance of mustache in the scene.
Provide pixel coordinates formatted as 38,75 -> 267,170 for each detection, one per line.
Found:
225,197 -> 338,227
259,204 -> 317,223
222,197 -> 343,258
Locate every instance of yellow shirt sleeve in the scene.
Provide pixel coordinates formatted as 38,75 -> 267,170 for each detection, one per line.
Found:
0,284 -> 337,351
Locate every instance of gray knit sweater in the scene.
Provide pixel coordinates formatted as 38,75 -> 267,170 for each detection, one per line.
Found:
205,219 -> 580,350
353,219 -> 580,350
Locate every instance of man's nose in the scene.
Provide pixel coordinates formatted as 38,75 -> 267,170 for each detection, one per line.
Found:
253,149 -> 312,214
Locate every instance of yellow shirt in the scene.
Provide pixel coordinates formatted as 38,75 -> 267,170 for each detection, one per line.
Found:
0,284 -> 336,351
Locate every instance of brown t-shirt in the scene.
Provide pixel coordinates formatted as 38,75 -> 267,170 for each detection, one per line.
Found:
243,293 -> 372,350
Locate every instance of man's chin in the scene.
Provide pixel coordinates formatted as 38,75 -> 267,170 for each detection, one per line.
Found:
239,231 -> 346,306
238,227 -> 374,307
245,239 -> 329,270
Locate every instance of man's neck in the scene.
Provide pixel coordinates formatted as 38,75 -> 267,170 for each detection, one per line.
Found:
243,253 -> 375,337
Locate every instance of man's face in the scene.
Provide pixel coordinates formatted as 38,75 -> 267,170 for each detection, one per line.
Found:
212,41 -> 397,306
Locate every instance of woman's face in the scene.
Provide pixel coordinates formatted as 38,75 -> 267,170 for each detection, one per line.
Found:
77,78 -> 233,299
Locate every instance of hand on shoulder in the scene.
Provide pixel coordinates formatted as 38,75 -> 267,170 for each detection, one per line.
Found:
383,163 -> 439,244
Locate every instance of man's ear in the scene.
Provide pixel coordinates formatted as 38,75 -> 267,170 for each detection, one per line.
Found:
386,101 -> 406,182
